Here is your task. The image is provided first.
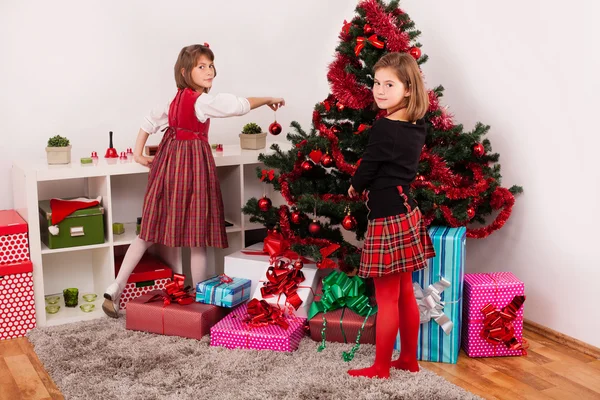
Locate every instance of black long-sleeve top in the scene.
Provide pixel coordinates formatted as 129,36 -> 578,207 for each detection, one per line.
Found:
350,118 -> 428,219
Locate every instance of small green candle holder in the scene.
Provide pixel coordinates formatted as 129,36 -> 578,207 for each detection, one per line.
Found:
113,222 -> 125,235
80,304 -> 95,313
82,293 -> 97,302
45,295 -> 60,304
46,305 -> 60,314
63,288 -> 79,307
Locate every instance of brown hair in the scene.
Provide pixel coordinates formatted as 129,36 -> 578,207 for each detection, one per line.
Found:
373,52 -> 429,122
174,44 -> 216,93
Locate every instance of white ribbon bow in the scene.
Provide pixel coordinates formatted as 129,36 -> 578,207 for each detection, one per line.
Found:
413,277 -> 454,335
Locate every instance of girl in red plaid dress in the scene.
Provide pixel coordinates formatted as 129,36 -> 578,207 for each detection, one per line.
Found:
347,52 -> 435,378
102,44 -> 285,318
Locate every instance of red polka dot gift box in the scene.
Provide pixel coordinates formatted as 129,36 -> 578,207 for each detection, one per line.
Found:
462,272 -> 526,358
115,254 -> 172,310
0,261 -> 36,340
0,210 -> 30,265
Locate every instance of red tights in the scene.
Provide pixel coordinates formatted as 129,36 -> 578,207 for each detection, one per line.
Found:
348,272 -> 420,379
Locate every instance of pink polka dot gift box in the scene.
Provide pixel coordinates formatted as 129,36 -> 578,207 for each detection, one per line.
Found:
0,260 -> 36,340
462,272 -> 526,358
115,254 -> 173,310
0,210 -> 30,266
210,302 -> 306,352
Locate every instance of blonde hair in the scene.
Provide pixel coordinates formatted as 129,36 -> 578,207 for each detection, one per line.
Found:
373,52 -> 429,122
174,44 -> 216,93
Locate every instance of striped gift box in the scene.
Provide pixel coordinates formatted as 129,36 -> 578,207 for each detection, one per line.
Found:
195,275 -> 251,308
395,226 -> 466,364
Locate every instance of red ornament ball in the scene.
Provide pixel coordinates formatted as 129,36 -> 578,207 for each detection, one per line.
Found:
308,220 -> 321,236
467,207 -> 475,219
291,211 -> 302,224
301,160 -> 314,173
321,153 -> 334,168
269,121 -> 282,135
258,196 -> 272,212
473,143 -> 485,157
364,24 -> 374,34
331,125 -> 342,134
293,260 -> 304,270
336,102 -> 345,112
309,149 -> 323,164
409,47 -> 422,60
342,214 -> 357,231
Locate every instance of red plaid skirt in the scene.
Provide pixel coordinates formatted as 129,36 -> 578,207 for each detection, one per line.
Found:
358,187 -> 435,278
138,129 -> 228,248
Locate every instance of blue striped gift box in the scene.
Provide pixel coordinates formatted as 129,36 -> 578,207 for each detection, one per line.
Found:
195,276 -> 251,308
394,226 -> 467,364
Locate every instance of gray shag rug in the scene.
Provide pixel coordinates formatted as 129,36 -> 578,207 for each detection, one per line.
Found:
28,317 -> 481,400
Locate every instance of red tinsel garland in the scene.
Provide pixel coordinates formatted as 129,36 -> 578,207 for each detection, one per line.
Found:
359,0 -> 410,52
326,54 -> 373,110
428,91 -> 440,113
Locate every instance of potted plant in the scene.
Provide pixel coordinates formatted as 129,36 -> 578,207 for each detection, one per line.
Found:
46,135 -> 72,165
239,123 -> 267,150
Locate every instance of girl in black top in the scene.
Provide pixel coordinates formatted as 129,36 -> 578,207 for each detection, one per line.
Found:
347,52 -> 436,379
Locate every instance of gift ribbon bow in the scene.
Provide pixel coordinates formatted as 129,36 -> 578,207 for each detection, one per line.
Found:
481,295 -> 526,351
241,231 -> 311,264
308,270 -> 376,319
147,273 -> 194,306
413,277 -> 454,335
354,34 -> 385,56
245,298 -> 289,330
317,243 -> 341,269
260,260 -> 306,310
260,169 -> 275,182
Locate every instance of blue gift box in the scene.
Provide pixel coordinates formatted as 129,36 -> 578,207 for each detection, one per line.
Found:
394,226 -> 466,364
195,275 -> 251,308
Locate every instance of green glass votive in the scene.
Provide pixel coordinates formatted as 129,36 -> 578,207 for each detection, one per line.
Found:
82,293 -> 97,302
46,305 -> 60,314
80,304 -> 95,313
63,288 -> 79,307
45,295 -> 60,304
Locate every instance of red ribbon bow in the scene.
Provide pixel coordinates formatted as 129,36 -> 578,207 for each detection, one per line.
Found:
261,169 -> 275,182
203,42 -> 210,48
341,19 -> 352,35
147,273 -> 194,306
354,35 -> 385,56
260,260 -> 306,310
354,124 -> 370,135
481,295 -> 526,351
245,298 -> 289,330
317,243 -> 341,269
219,274 -> 233,284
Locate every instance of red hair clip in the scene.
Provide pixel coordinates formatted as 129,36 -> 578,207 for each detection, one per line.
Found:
203,42 -> 210,48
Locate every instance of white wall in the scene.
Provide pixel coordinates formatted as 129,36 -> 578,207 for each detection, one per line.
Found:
2,1 -> 598,347
402,0 -> 599,347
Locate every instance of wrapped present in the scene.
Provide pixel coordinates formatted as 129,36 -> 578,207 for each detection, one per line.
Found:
462,272 -> 526,357
308,271 -> 377,360
252,260 -> 319,319
395,226 -> 466,364
195,274 -> 251,308
210,300 -> 306,352
126,285 -> 229,340
0,210 -> 30,265
0,261 -> 36,340
116,254 -> 173,310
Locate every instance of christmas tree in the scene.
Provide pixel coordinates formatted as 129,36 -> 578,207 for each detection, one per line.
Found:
242,0 -> 522,273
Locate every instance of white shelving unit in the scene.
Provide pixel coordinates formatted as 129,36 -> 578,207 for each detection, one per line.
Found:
12,143 -> 289,327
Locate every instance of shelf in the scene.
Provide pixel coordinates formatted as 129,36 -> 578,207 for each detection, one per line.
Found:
113,222 -> 138,246
226,224 -> 242,233
245,222 -> 267,231
41,241 -> 110,255
44,296 -> 105,326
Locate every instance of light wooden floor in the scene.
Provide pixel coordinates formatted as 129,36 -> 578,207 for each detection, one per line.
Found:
0,329 -> 598,400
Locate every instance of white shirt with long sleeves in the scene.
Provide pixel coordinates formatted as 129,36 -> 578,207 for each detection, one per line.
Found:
140,92 -> 251,134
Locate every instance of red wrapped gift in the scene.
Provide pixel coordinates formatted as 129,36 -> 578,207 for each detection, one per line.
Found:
0,261 -> 36,340
0,210 -> 29,265
126,290 -> 230,340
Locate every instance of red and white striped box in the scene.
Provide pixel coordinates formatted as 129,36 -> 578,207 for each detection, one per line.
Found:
0,210 -> 30,265
115,254 -> 173,310
0,261 -> 36,340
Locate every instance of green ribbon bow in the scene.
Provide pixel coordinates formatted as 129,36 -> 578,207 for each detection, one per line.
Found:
309,270 -> 377,361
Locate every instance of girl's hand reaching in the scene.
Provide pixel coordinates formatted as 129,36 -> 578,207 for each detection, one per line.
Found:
134,154 -> 153,167
268,98 -> 285,111
348,185 -> 358,198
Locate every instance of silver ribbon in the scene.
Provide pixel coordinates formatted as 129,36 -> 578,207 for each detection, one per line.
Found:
413,277 -> 454,335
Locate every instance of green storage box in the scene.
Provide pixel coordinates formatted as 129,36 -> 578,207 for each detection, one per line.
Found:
39,200 -> 105,249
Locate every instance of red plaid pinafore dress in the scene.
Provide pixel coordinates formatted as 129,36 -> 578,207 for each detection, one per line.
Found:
138,88 -> 228,248
358,186 -> 436,278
